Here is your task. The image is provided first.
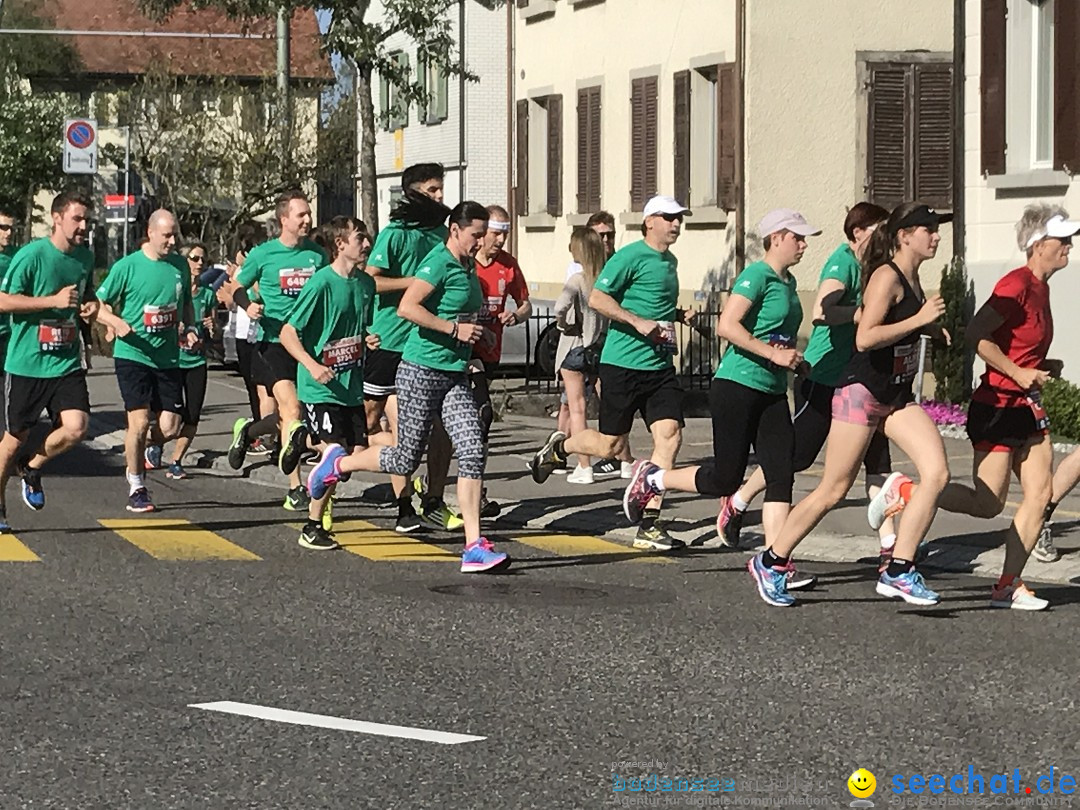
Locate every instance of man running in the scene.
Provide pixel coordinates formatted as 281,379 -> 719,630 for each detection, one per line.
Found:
531,194 -> 694,550
95,209 -> 197,512
364,163 -> 451,532
0,206 -> 19,391
228,190 -> 327,512
0,191 -> 97,529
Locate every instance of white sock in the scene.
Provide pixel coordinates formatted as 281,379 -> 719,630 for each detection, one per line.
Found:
731,492 -> 749,512
127,472 -> 144,495
646,470 -> 666,492
880,532 -> 897,551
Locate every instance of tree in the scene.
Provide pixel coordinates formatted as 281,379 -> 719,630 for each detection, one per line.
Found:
931,258 -> 976,404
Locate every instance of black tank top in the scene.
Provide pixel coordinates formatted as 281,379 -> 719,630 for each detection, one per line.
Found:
841,261 -> 925,406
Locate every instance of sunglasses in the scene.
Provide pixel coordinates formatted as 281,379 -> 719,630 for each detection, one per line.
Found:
659,213 -> 684,223
0,224 -> 12,232
188,254 -> 206,262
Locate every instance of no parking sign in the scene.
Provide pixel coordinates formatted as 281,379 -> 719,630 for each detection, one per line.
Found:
63,118 -> 98,174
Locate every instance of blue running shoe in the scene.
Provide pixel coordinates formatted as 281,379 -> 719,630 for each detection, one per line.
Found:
20,466 -> 44,511
144,444 -> 163,470
307,444 -> 346,501
0,507 -> 10,533
876,568 -> 939,605
460,538 -> 510,573
165,462 -> 188,480
747,552 -> 795,607
126,487 -> 155,513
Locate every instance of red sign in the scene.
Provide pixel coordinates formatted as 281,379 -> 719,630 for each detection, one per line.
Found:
104,195 -> 136,207
66,121 -> 95,149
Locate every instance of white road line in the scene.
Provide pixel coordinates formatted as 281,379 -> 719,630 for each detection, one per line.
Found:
209,377 -> 251,394
189,701 -> 487,745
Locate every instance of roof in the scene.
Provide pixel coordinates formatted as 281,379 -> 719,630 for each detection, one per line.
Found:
36,0 -> 334,83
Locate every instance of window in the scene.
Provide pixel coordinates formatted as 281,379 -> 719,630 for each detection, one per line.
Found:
516,94 -> 563,217
420,57 -> 449,125
629,76 -> 658,211
577,85 -> 602,214
672,64 -> 738,210
865,58 -> 954,210
379,51 -> 410,131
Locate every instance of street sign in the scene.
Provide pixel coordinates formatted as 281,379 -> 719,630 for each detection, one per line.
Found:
103,194 -> 137,223
63,118 -> 98,175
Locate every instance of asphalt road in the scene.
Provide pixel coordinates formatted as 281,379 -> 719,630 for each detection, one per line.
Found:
1,437 -> 1079,809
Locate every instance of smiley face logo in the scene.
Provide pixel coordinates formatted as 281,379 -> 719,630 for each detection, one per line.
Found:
848,769 -> 876,798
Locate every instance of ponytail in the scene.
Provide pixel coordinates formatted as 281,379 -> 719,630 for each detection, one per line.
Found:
860,225 -> 895,292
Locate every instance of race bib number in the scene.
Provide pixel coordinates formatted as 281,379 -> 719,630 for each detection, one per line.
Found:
655,321 -> 678,355
1026,390 -> 1051,431
143,304 -> 178,334
767,333 -> 795,349
457,313 -> 479,324
479,296 -> 503,324
279,267 -> 315,297
38,319 -> 77,352
320,335 -> 365,372
891,343 -> 919,383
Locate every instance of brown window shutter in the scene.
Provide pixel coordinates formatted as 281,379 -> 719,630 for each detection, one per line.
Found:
631,76 -> 658,211
587,87 -> 601,212
913,62 -> 954,208
867,63 -> 910,209
546,94 -> 563,217
577,86 -> 602,213
516,99 -> 529,215
716,63 -> 738,210
1055,0 -> 1080,172
981,0 -> 1007,175
673,70 -> 691,206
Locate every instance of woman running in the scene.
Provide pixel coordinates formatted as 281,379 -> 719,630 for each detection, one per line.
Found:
621,208 -> 818,581
746,202 -> 952,607
936,204 -> 1079,610
307,201 -> 510,574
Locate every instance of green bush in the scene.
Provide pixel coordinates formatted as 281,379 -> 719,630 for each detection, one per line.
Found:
1044,377 -> 1080,443
931,258 -> 975,404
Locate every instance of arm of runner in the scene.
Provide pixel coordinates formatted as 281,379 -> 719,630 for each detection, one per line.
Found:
280,323 -> 334,385
500,263 -> 531,325
0,286 -> 79,314
94,303 -> 132,338
398,278 -> 483,345
365,264 -> 413,294
587,288 -> 658,339
855,268 -> 944,351
717,292 -> 800,370
811,279 -> 856,326
966,299 -> 1047,389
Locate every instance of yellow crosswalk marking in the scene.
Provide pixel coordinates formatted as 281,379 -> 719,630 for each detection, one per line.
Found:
332,519 -> 459,562
515,533 -> 670,563
99,518 -> 260,561
0,531 -> 40,562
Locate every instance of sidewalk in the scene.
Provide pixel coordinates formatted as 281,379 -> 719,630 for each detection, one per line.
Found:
82,357 -> 1080,587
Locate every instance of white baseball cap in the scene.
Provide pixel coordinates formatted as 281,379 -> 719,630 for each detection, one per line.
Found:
1025,214 -> 1080,248
758,208 -> 821,238
642,195 -> 692,222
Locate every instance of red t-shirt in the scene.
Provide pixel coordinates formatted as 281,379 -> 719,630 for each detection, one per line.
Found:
474,250 -> 529,363
972,266 -> 1053,407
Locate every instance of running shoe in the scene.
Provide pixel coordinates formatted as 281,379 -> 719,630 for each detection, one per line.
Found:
567,465 -> 594,484
593,459 -> 620,479
780,562 -> 817,591
530,430 -> 567,484
990,579 -> 1049,611
165,462 -> 188,480
321,496 -> 334,532
307,444 -> 346,501
144,444 -> 163,470
0,507 -> 10,533
867,471 -> 912,530
714,496 -> 744,548
633,522 -> 685,552
460,538 -> 510,573
621,461 -> 634,479
396,501 -> 422,533
875,568 -> 940,605
1032,523 -> 1061,563
279,420 -> 309,475
126,487 -> 155,513
247,437 -> 272,456
298,524 -> 339,551
747,552 -> 795,607
480,488 -> 501,519
227,417 -> 253,470
283,485 -> 311,512
623,460 -> 661,523
20,466 -> 44,511
419,498 -> 465,531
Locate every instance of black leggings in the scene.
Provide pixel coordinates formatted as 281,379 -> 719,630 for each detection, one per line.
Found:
792,377 -> 891,483
235,340 -> 262,422
695,378 -> 794,502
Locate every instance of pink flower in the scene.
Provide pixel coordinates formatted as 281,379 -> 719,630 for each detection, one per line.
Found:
920,400 -> 967,426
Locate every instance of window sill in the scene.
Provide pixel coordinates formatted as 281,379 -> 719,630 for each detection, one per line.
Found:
519,0 -> 556,21
986,169 -> 1071,190
566,214 -> 592,226
618,211 -> 644,226
521,213 -> 558,230
684,206 -> 729,228
567,0 -> 604,6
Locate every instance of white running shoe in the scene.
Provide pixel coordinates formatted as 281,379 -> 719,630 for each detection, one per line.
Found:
566,465 -> 594,484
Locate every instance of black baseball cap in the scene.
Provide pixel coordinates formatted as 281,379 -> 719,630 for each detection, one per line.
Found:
889,204 -> 953,236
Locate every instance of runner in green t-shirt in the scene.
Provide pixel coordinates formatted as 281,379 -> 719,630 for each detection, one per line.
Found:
362,163 -> 451,533
228,190 -> 327,512
620,208 -> 820,580
530,195 -> 696,552
0,191 -> 98,529
0,206 -> 17,369
95,209 -> 197,513
306,201 -> 510,573
281,216 -> 378,550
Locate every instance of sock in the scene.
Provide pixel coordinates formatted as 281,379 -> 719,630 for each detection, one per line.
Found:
731,492 -> 749,513
127,472 -> 144,495
996,573 -> 1017,589
397,494 -> 414,514
898,480 -> 915,503
646,470 -> 666,492
249,414 -> 278,438
553,439 -> 568,463
1044,501 -> 1059,522
761,548 -> 788,569
885,558 -> 913,578
879,533 -> 897,551
303,518 -> 320,532
640,508 -> 661,531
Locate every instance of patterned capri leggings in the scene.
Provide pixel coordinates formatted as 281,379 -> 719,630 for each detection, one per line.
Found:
378,361 -> 486,480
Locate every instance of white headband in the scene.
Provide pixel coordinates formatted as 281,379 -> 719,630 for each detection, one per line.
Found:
488,220 -> 510,233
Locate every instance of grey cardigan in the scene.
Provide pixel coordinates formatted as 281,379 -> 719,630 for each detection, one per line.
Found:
554,271 -> 608,376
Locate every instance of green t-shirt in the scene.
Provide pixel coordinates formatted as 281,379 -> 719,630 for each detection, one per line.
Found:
96,250 -> 192,370
0,239 -> 95,379
715,261 -> 804,395
802,243 -> 862,387
594,240 -> 680,371
179,286 -> 218,370
287,265 -> 376,407
235,238 -> 327,343
0,244 -> 16,341
401,243 -> 482,373
368,222 -> 449,353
